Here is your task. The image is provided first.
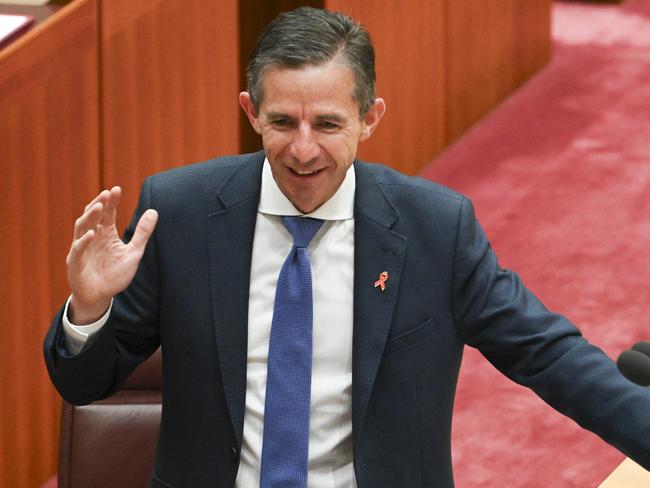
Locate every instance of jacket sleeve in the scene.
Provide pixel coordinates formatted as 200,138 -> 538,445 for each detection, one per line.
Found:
452,196 -> 650,469
43,177 -> 161,405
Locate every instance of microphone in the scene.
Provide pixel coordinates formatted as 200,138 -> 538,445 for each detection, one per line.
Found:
617,342 -> 650,386
631,341 -> 650,357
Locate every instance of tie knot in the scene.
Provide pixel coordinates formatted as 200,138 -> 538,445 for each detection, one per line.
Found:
282,216 -> 324,248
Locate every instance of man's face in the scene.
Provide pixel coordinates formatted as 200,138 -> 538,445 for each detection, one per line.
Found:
240,59 -> 385,213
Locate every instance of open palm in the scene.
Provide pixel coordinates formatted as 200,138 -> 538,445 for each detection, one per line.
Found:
66,187 -> 158,324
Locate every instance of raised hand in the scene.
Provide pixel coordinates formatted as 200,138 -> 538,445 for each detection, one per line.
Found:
66,186 -> 158,324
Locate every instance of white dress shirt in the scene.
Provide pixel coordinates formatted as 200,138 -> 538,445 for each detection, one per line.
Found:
63,160 -> 357,487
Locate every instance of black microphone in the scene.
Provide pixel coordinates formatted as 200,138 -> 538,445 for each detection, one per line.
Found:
617,348 -> 650,386
631,341 -> 650,358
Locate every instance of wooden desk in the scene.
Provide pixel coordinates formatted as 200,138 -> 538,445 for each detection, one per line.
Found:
598,459 -> 650,487
0,1 -> 69,28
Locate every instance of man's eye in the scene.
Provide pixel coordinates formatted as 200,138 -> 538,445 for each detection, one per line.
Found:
268,118 -> 294,130
318,121 -> 339,130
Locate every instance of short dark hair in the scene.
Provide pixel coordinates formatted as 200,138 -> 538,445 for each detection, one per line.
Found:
246,7 -> 376,117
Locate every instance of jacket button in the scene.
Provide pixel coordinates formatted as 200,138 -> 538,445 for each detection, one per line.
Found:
230,446 -> 239,460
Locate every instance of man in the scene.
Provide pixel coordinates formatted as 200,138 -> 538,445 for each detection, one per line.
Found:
44,7 -> 650,488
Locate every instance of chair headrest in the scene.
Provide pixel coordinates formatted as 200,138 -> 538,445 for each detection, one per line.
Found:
123,348 -> 162,390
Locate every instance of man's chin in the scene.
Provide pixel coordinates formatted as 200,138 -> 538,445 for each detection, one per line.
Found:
287,192 -> 326,214
292,200 -> 321,214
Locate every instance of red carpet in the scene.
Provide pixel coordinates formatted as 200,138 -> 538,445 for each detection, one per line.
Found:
421,1 -> 650,486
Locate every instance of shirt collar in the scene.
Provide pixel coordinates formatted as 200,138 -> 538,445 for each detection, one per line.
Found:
258,158 -> 355,220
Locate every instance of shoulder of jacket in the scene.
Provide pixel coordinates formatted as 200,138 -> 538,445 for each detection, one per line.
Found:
356,160 -> 466,204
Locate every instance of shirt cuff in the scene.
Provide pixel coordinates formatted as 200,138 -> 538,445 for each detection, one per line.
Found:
61,296 -> 113,355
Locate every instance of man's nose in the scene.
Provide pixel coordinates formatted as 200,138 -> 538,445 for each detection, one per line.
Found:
289,125 -> 319,163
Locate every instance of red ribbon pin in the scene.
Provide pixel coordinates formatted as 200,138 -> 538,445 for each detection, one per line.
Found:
374,271 -> 389,292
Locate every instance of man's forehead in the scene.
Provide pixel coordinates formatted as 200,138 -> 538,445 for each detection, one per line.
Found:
257,62 -> 360,116
261,61 -> 356,92
263,56 -> 353,78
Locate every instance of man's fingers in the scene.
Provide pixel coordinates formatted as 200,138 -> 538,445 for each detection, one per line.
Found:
84,189 -> 111,213
75,187 -> 122,239
83,186 -> 121,214
66,229 -> 96,269
100,186 -> 122,226
129,209 -> 159,252
73,202 -> 103,240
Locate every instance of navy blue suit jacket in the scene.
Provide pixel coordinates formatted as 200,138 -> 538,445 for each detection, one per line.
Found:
45,152 -> 650,487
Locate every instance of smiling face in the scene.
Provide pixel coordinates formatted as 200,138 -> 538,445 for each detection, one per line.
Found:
239,59 -> 385,213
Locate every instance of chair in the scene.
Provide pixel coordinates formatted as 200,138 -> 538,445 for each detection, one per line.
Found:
57,349 -> 162,487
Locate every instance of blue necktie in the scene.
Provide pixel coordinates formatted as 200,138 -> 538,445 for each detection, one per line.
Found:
260,216 -> 324,488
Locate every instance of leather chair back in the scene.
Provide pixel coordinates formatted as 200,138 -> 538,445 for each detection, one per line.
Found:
57,349 -> 162,488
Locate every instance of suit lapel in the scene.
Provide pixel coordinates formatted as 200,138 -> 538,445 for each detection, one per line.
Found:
352,162 -> 407,453
206,153 -> 264,446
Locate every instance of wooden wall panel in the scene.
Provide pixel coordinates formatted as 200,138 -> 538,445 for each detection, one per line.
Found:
101,0 -> 240,231
327,0 -> 551,173
326,0 -> 446,175
0,1 -> 100,486
445,0 -> 552,144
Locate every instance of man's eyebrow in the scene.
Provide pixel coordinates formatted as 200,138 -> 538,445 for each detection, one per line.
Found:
265,112 -> 347,122
315,114 -> 346,122
266,111 -> 293,120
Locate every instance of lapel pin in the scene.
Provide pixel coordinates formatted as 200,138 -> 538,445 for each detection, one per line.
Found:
374,271 -> 389,292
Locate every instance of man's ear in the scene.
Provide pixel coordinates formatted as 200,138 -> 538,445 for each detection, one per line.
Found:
239,92 -> 263,135
359,98 -> 386,142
